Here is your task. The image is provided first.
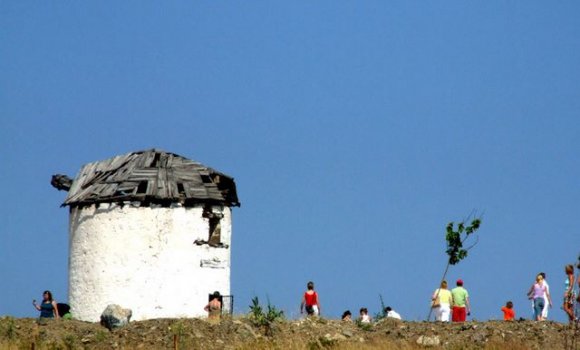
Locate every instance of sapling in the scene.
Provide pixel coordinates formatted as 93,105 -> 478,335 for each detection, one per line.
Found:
427,215 -> 482,321
374,294 -> 387,321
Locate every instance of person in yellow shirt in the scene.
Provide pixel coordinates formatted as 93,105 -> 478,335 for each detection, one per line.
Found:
431,280 -> 452,322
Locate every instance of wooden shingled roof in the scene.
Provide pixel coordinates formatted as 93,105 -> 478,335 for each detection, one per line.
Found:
60,149 -> 240,208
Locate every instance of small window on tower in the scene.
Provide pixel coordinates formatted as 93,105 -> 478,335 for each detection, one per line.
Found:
208,216 -> 221,246
177,182 -> 186,196
194,206 -> 226,248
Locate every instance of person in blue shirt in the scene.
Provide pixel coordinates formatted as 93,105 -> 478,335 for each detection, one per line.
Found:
33,290 -> 59,320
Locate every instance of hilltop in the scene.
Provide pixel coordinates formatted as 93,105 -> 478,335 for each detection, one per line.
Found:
0,316 -> 578,349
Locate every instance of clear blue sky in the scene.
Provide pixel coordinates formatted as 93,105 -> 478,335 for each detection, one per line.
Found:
1,1 -> 579,322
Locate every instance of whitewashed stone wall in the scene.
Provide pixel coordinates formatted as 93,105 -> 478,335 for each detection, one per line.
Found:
68,203 -> 232,321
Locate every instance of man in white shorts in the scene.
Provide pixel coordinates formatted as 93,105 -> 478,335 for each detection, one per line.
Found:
540,272 -> 550,319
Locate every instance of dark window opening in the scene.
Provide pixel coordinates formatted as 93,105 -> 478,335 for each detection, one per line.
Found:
177,183 -> 186,196
208,217 -> 221,245
150,152 -> 161,167
197,205 -> 225,247
136,181 -> 148,194
200,174 -> 212,184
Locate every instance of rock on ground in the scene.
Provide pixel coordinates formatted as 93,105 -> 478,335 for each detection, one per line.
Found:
100,304 -> 132,330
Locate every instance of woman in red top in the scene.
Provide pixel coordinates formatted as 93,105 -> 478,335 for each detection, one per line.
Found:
300,281 -> 321,316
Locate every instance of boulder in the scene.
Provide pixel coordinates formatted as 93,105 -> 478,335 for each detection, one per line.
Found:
342,329 -> 353,338
416,335 -> 441,347
100,304 -> 132,330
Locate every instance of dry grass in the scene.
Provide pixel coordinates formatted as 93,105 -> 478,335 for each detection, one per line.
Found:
233,338 -> 539,350
0,317 -> 572,350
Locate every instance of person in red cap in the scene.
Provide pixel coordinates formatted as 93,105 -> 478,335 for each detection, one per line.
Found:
451,279 -> 470,322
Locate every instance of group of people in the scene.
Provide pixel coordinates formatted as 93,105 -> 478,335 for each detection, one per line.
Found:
34,262 -> 580,324
525,264 -> 579,324
32,289 -> 222,321
430,263 -> 580,324
524,263 -> 580,325
338,306 -> 402,323
300,262 -> 580,324
431,279 -> 470,322
526,272 -> 552,321
300,281 -> 402,323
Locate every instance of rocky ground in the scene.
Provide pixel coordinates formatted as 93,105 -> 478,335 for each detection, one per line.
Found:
0,316 -> 579,349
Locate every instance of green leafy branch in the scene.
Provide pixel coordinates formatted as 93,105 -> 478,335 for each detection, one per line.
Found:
427,213 -> 483,321
445,218 -> 481,265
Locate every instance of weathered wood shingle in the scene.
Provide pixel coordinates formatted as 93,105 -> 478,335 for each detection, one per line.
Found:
60,149 -> 240,208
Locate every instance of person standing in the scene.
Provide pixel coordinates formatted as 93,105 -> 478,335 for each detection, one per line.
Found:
204,291 -> 222,320
300,281 -> 321,317
451,279 -> 470,322
527,274 -> 552,321
432,280 -> 452,322
576,261 -> 580,321
563,265 -> 576,323
32,290 -> 59,320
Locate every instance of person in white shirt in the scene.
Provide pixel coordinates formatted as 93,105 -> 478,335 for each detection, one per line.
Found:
540,272 -> 550,319
384,306 -> 402,320
359,307 -> 371,323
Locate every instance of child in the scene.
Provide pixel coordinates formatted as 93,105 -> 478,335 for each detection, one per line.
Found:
341,310 -> 352,321
501,301 -> 515,321
359,307 -> 371,323
300,281 -> 321,316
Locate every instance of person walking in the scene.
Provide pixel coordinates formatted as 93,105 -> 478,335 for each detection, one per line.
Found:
527,274 -> 552,321
451,279 -> 470,322
530,272 -> 551,319
563,264 -> 576,323
300,281 -> 321,317
576,261 -> 580,322
539,272 -> 551,320
431,280 -> 452,322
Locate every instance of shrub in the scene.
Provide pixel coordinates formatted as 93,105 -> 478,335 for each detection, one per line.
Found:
248,297 -> 284,336
355,319 -> 373,331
